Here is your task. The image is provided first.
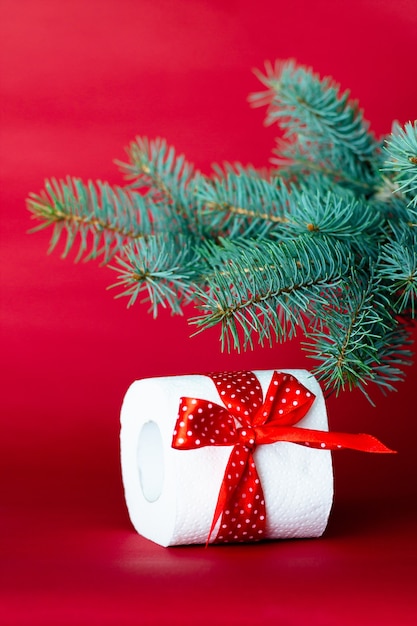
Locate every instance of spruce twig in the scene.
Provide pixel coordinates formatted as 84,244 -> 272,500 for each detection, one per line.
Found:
26,60 -> 417,401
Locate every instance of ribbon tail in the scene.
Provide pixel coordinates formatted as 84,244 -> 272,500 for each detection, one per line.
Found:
206,468 -> 236,547
257,425 -> 396,453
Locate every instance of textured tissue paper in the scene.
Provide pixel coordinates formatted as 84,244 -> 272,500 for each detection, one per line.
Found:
120,370 -> 334,547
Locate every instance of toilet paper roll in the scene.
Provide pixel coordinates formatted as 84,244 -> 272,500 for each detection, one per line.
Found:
120,370 -> 334,547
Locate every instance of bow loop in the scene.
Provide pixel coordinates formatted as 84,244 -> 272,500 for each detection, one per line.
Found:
254,371 -> 315,427
172,397 -> 236,450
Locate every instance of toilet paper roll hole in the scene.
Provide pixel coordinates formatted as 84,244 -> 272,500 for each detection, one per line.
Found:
137,421 -> 165,503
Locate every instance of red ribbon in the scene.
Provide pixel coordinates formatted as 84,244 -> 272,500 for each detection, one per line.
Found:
171,370 -> 394,544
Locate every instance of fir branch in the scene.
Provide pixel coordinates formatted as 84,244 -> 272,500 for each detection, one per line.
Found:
199,169 -> 382,255
271,141 -> 381,195
250,60 -> 380,192
27,177 -> 153,263
376,232 -> 417,317
110,234 -> 202,316
304,275 -> 412,399
191,235 -> 353,351
250,60 -> 376,157
383,121 -> 417,207
25,59 -> 417,401
273,187 -> 382,255
198,170 -> 290,238
116,137 -> 202,233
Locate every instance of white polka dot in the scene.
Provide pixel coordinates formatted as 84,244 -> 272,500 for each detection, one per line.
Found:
195,439 -> 201,445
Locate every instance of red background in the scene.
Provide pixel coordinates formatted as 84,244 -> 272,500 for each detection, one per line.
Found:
1,1 -> 417,624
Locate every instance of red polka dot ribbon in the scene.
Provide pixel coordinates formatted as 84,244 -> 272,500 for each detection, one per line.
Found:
171,370 -> 394,544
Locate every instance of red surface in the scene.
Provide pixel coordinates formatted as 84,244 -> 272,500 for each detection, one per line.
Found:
1,1 -> 417,624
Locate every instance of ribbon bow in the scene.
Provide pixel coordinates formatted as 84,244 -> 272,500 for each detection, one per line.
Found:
171,370 -> 394,544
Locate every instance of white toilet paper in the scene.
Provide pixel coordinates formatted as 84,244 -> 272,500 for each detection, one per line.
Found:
120,369 -> 334,547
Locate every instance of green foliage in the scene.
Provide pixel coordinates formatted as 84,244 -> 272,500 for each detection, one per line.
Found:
304,272 -> 413,401
191,235 -> 354,351
116,137 -> 203,235
249,60 -> 382,194
383,121 -> 417,207
110,234 -> 202,316
27,177 -> 154,262
27,60 -> 417,403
